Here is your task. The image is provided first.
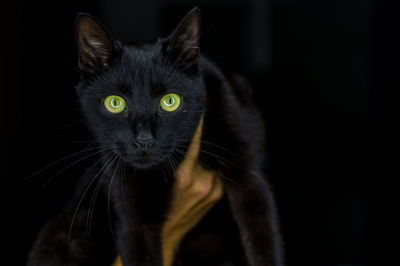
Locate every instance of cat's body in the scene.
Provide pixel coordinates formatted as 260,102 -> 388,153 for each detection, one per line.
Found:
28,8 -> 284,266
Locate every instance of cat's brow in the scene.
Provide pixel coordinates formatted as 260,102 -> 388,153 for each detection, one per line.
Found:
117,84 -> 132,94
151,84 -> 165,97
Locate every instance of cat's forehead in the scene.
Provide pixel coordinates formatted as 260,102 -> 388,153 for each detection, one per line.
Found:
122,43 -> 163,67
117,44 -> 166,79
108,43 -> 173,96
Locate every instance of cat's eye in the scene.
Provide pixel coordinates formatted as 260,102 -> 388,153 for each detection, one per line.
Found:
160,93 -> 181,112
104,95 -> 126,114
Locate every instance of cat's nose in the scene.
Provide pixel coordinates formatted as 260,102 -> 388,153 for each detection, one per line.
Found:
134,132 -> 154,150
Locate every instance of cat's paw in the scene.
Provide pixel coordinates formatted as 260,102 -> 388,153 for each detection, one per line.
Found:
27,213 -> 106,266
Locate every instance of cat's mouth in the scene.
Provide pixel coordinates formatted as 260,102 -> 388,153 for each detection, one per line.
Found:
111,142 -> 176,170
130,153 -> 158,169
117,150 -> 168,169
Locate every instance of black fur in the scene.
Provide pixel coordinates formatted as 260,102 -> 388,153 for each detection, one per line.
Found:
27,8 -> 284,266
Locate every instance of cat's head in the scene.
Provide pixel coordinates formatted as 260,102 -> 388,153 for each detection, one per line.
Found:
75,8 -> 205,169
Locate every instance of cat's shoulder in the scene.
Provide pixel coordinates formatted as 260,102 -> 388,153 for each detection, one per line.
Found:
199,57 -> 254,106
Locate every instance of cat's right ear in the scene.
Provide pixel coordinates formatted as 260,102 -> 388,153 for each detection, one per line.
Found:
76,14 -> 114,74
164,7 -> 201,68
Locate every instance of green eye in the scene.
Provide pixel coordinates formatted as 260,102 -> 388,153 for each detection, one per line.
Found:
160,93 -> 181,112
104,95 -> 126,113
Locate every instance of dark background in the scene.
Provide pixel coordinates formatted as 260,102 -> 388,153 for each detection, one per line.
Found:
1,0 -> 396,265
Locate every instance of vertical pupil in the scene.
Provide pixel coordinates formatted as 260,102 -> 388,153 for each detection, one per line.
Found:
111,98 -> 120,108
169,97 -> 173,105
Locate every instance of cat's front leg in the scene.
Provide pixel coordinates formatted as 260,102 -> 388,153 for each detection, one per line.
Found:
114,177 -> 168,266
224,170 -> 285,266
27,211 -> 115,266
116,218 -> 164,266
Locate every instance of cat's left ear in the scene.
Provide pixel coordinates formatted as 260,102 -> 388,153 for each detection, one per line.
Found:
166,7 -> 201,67
76,14 -> 114,74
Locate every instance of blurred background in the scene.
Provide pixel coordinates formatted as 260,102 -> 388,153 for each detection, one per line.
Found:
1,0 -> 396,265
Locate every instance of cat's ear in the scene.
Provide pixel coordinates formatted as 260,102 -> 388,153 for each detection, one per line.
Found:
76,14 -> 113,74
166,7 -> 201,67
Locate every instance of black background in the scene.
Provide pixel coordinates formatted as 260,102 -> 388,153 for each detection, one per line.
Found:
1,0 -> 396,265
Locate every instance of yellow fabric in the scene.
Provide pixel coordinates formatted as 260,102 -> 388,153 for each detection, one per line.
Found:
112,118 -> 223,266
112,256 -> 122,266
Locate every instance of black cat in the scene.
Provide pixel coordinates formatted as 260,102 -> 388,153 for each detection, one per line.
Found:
27,8 -> 284,266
